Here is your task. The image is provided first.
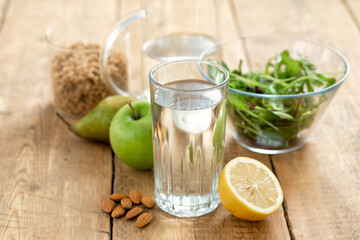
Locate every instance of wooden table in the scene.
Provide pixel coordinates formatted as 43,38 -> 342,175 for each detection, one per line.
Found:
0,0 -> 359,239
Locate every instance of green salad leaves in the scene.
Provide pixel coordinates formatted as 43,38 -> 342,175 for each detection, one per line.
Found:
218,50 -> 340,149
225,50 -> 336,95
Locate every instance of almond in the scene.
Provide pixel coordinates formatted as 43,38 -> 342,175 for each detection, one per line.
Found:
110,193 -> 128,202
101,199 -> 116,213
129,190 -> 142,204
121,198 -> 133,209
141,196 -> 155,208
136,213 -> 152,227
126,207 -> 143,219
111,206 -> 125,218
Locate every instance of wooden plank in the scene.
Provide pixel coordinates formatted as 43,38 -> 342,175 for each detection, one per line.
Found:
112,134 -> 290,240
0,0 -> 116,238
345,0 -> 360,32
231,0 -> 360,239
0,111 -> 112,239
112,1 -> 290,239
0,0 -> 9,31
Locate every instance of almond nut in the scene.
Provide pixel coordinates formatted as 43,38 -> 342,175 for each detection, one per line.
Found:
110,193 -> 128,202
126,207 -> 143,219
136,212 -> 152,227
141,196 -> 155,208
101,199 -> 116,212
111,206 -> 125,218
121,198 -> 133,209
129,190 -> 142,204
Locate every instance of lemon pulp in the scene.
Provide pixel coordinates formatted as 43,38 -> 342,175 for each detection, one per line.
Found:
218,157 -> 283,221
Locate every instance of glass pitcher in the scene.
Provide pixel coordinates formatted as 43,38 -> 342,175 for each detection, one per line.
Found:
103,1 -> 220,97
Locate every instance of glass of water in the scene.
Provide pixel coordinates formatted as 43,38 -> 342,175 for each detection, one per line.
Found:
149,60 -> 229,217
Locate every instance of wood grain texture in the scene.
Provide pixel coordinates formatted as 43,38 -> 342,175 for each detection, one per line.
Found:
0,0 -> 359,239
0,110 -> 112,239
344,0 -> 360,33
0,0 -> 116,239
113,0 -> 289,239
111,0 -> 290,239
0,0 -> 10,34
231,0 -> 360,239
112,133 -> 290,240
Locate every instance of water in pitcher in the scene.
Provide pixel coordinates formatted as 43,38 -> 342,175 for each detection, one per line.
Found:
151,79 -> 226,217
141,34 -> 217,97
142,34 -> 217,61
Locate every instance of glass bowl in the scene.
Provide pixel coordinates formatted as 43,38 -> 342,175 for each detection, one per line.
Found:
45,19 -> 131,117
201,35 -> 349,154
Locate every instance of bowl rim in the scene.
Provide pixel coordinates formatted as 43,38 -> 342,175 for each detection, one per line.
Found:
200,34 -> 350,99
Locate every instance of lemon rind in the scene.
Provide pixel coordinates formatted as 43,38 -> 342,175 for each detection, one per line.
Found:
224,157 -> 284,214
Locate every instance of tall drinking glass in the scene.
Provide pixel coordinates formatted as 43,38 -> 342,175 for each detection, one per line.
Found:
149,60 -> 229,217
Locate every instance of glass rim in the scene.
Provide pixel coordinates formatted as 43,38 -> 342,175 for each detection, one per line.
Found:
44,27 -> 96,53
44,19 -> 130,53
149,59 -> 229,93
200,34 -> 350,99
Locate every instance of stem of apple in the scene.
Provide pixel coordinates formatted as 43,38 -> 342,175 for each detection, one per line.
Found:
56,112 -> 71,127
128,103 -> 140,120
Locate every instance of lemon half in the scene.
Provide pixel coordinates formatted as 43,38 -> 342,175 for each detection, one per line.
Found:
218,157 -> 283,221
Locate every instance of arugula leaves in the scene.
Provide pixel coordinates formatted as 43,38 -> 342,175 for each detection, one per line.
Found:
223,50 -> 339,149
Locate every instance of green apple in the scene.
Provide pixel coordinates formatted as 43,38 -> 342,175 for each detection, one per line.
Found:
109,100 -> 153,170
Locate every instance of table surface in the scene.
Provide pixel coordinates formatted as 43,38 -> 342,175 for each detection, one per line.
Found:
0,0 -> 359,239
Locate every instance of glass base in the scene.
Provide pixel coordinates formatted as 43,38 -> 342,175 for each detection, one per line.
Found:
155,192 -> 220,217
232,132 -> 306,155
